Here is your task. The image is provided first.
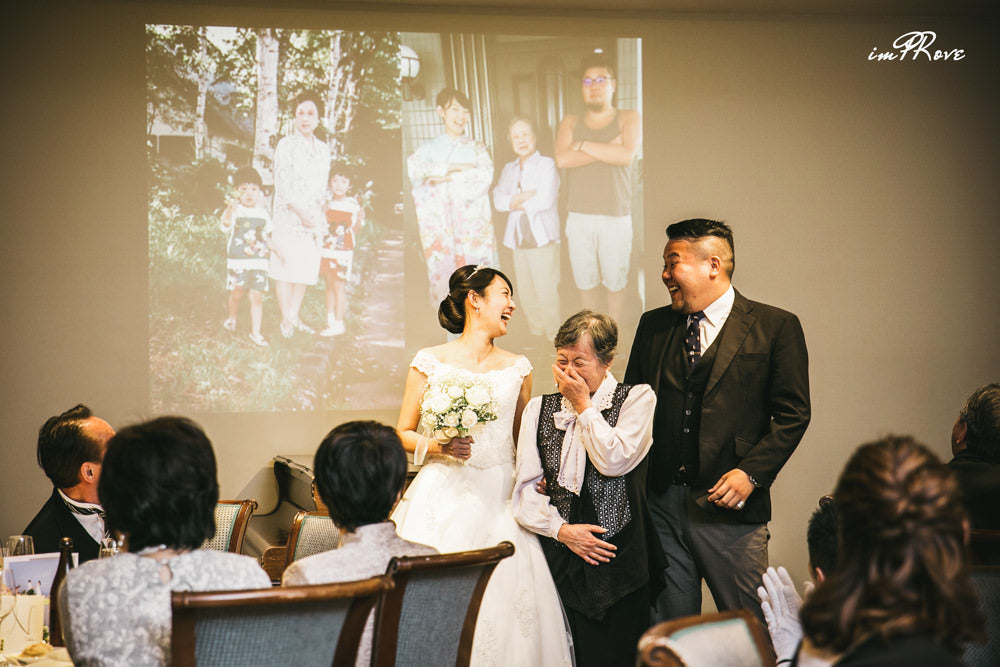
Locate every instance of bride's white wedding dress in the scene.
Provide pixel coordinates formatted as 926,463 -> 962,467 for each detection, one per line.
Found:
391,350 -> 574,666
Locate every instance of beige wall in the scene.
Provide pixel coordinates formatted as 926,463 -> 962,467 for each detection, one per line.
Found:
2,2 -> 998,601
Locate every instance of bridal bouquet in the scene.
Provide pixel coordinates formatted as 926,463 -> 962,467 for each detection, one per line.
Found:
420,372 -> 499,442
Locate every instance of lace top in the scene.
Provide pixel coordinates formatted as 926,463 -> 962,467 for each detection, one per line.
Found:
412,349 -> 532,470
60,550 -> 271,666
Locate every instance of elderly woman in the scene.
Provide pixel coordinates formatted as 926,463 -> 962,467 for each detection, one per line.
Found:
791,436 -> 985,666
513,309 -> 664,667
59,417 -> 270,666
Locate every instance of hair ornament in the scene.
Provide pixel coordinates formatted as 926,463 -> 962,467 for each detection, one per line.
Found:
469,264 -> 487,277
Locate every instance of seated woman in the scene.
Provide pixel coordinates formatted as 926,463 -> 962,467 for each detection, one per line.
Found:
512,309 -> 664,667
281,420 -> 437,666
59,417 -> 271,666
794,435 -> 985,666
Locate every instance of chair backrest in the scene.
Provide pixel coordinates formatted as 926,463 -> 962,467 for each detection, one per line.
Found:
964,568 -> 1000,667
637,609 -> 774,667
170,574 -> 393,667
371,540 -> 515,667
970,529 -> 1000,567
284,510 -> 340,570
201,499 -> 257,553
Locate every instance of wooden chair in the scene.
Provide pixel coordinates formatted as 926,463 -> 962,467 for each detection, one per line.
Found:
171,574 -> 393,666
637,609 -> 775,667
284,509 -> 340,570
201,499 -> 257,554
371,541 -> 515,667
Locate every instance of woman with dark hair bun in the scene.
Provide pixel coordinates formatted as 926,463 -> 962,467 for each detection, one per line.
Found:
58,416 -> 271,666
793,435 -> 984,666
392,264 -> 573,665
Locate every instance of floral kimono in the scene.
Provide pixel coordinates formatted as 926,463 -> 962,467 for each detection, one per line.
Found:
407,133 -> 499,302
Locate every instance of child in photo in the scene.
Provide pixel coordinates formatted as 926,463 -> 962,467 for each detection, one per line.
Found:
319,164 -> 363,337
219,166 -> 272,347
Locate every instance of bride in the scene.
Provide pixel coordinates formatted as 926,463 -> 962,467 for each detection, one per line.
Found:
392,264 -> 574,666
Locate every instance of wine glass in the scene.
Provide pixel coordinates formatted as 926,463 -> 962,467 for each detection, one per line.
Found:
98,536 -> 123,559
4,536 -> 33,557
0,545 -> 10,593
1,546 -> 16,645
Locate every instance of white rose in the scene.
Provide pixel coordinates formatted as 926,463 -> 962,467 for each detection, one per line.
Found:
461,409 -> 479,429
465,385 -> 490,406
446,384 -> 464,399
427,393 -> 452,414
443,427 -> 459,439
443,412 -> 460,427
434,429 -> 449,443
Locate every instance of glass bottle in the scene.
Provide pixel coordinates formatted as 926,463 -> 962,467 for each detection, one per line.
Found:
48,537 -> 74,647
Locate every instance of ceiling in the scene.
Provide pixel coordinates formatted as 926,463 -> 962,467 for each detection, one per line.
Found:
110,0 -> 1000,19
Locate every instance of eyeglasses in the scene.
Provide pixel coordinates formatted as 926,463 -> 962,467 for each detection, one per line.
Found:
582,76 -> 610,86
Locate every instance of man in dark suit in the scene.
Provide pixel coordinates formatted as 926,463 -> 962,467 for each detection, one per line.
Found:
23,404 -> 114,562
625,218 -> 810,623
948,383 -> 1000,531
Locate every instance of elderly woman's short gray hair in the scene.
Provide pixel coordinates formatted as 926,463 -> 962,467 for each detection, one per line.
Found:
554,310 -> 617,365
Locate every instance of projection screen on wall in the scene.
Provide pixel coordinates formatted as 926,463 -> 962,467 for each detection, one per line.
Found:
147,24 -> 643,414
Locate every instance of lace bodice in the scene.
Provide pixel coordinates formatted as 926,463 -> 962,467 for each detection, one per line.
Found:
412,349 -> 532,470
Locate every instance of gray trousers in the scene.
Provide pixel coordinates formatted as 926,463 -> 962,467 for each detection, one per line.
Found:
648,483 -> 769,626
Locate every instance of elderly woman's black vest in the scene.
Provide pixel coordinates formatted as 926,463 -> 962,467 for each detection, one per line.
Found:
535,384 -> 663,618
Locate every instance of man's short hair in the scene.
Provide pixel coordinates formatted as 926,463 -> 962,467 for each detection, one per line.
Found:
807,495 -> 838,578
666,218 -> 736,278
435,87 -> 471,111
37,404 -> 101,489
960,383 -> 1000,461
580,52 -> 615,80
99,416 -> 219,552
313,421 -> 408,533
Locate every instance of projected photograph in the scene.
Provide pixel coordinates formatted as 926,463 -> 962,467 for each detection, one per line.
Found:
147,25 -> 642,413
148,25 -> 404,413
399,34 -> 644,377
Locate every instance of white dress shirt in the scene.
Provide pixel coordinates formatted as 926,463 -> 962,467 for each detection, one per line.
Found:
59,488 -> 106,545
512,373 -> 656,540
694,284 -> 736,352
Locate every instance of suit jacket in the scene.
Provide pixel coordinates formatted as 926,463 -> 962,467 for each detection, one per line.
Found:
948,451 -> 1000,530
23,488 -> 101,562
624,289 -> 810,524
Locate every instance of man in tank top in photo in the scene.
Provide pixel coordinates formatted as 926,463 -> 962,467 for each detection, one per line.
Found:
555,52 -> 642,324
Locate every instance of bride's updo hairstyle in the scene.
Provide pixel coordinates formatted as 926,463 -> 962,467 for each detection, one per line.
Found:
438,264 -> 513,334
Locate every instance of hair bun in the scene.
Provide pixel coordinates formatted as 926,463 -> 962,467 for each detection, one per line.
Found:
438,293 -> 466,334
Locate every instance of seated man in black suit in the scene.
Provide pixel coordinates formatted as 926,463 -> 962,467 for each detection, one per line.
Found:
948,383 -> 1000,530
23,404 -> 114,561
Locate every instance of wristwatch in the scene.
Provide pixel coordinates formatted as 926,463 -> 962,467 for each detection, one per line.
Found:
745,472 -> 763,488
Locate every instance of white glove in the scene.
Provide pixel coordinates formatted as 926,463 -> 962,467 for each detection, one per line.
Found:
757,565 -> 814,663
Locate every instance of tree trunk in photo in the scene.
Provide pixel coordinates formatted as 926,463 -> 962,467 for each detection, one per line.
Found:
326,31 -> 345,160
254,28 -> 279,181
194,26 -> 210,160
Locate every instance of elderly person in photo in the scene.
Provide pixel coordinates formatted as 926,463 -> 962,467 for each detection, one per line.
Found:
492,117 -> 561,344
513,310 -> 664,667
